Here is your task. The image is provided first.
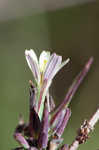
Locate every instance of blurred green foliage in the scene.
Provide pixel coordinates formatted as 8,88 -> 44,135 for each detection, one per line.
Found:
0,1 -> 99,150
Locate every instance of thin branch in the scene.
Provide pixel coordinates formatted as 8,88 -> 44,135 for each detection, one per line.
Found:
69,108 -> 99,150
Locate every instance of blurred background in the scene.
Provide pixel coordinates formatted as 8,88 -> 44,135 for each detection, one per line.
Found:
0,0 -> 99,149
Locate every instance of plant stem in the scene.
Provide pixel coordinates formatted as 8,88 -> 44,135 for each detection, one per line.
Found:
69,108 -> 99,150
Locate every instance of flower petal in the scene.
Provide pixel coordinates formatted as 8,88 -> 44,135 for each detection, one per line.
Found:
26,49 -> 38,64
25,49 -> 40,82
44,53 -> 62,81
53,58 -> 70,78
39,51 -> 50,73
49,58 -> 70,83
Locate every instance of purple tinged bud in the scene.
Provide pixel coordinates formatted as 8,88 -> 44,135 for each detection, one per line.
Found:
56,108 -> 71,137
54,57 -> 93,118
38,100 -> 49,148
60,144 -> 69,150
53,110 -> 66,133
14,133 -> 30,149
50,109 -> 66,133
29,106 -> 41,137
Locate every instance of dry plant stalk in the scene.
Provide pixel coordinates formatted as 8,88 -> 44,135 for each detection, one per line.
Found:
12,50 -> 98,150
69,109 -> 99,150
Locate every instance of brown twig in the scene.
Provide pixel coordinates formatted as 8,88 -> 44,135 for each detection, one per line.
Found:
69,108 -> 99,150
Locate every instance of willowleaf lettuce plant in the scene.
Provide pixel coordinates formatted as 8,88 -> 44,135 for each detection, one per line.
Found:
12,50 -> 97,150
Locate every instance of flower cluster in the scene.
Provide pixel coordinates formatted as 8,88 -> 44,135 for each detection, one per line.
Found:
13,50 -> 93,150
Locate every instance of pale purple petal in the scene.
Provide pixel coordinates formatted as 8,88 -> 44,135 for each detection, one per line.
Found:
52,58 -> 70,79
44,53 -> 56,78
25,50 -> 40,82
44,53 -> 62,81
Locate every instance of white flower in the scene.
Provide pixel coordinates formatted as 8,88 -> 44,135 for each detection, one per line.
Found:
25,49 -> 70,87
25,49 -> 70,119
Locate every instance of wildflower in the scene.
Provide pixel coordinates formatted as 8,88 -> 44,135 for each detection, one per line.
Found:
25,50 -> 69,87
12,50 -> 93,150
25,49 -> 70,119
